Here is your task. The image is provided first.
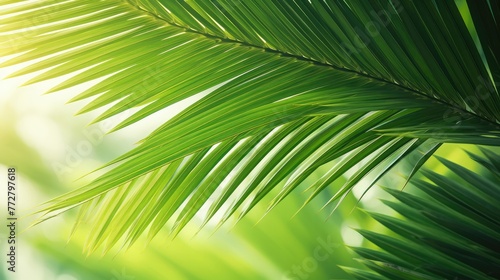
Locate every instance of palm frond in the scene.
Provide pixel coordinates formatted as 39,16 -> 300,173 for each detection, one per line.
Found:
1,0 -> 499,250
345,147 -> 500,280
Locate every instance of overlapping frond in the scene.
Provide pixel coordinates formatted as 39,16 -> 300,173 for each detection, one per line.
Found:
1,0 -> 499,250
344,147 -> 500,279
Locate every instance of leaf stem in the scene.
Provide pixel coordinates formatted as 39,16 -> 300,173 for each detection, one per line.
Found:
124,0 -> 500,129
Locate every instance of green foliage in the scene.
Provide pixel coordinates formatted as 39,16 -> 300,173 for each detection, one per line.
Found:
345,147 -> 500,280
0,0 -> 499,251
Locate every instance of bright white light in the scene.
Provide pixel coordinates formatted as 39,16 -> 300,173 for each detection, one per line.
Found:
340,222 -> 363,247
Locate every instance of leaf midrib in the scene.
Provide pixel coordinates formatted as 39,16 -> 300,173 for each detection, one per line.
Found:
123,0 -> 499,128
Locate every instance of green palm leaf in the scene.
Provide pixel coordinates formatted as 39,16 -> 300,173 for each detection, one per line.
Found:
1,0 -> 499,250
345,147 -> 500,279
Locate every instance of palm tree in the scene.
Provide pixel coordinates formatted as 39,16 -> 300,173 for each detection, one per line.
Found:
1,0 -> 498,255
